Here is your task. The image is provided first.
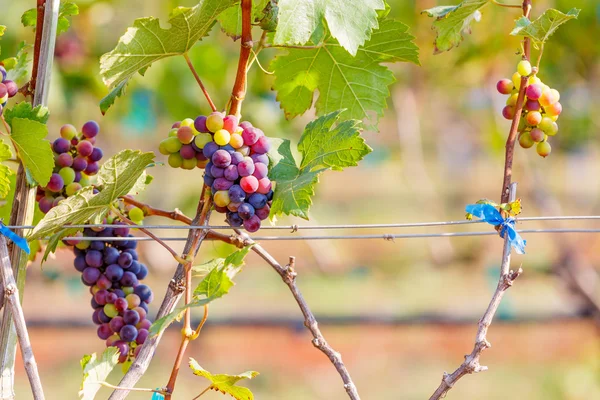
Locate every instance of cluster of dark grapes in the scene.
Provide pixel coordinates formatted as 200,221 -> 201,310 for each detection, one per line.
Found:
36,121 -> 103,213
67,221 -> 153,363
160,111 -> 273,232
0,66 -> 18,116
497,60 -> 562,158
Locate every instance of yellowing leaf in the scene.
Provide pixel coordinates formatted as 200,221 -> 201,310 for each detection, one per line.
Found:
189,358 -> 258,400
511,8 -> 580,46
79,347 -> 120,400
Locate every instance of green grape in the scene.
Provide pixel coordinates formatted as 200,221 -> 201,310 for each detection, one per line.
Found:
512,72 -> 522,90
79,174 -> 91,187
164,137 -> 183,153
65,182 -> 82,196
123,286 -> 134,296
181,158 -> 197,170
75,240 -> 90,250
59,167 -> 76,186
180,118 -> 195,128
519,132 -> 534,149
158,140 -> 171,155
168,128 -> 178,138
168,153 -> 183,168
536,141 -> 551,158
506,93 -> 519,107
206,113 -> 224,132
517,60 -> 532,76
104,304 -> 119,318
128,206 -> 144,223
539,117 -> 559,136
194,133 -> 213,149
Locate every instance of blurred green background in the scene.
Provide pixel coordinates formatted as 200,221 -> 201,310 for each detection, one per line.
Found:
1,0 -> 600,398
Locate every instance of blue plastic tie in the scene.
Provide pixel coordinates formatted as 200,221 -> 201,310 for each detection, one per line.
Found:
151,391 -> 165,400
0,223 -> 30,254
465,204 -> 526,254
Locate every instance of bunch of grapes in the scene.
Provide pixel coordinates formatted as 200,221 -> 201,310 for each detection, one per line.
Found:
497,60 -> 562,158
36,121 -> 104,213
67,221 -> 153,363
0,66 -> 18,116
160,112 -> 273,232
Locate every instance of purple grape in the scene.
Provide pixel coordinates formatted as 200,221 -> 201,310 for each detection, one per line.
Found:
242,127 -> 262,146
91,297 -> 101,309
194,115 -> 209,133
53,138 -> 70,154
89,147 -> 103,162
230,152 -> 244,165
120,271 -> 138,287
251,136 -> 271,154
134,285 -> 152,302
82,267 -> 101,285
238,203 -> 255,220
103,247 -> 120,264
90,241 -> 105,251
228,185 -> 246,203
77,140 -> 94,157
224,165 -> 239,181
251,153 -> 269,166
139,302 -> 149,313
82,121 -> 99,138
95,289 -> 108,305
204,175 -> 214,186
255,204 -> 270,220
211,150 -> 231,168
114,341 -> 129,362
46,173 -> 64,192
106,292 -> 118,304
213,178 -> 233,191
114,298 -> 128,313
98,310 -> 111,324
123,309 -> 140,326
227,212 -> 243,227
124,248 -> 138,260
210,165 -> 225,178
248,193 -> 267,209
195,151 -> 207,161
136,329 -> 149,345
136,264 -> 148,280
113,223 -> 130,237
180,144 -> 196,159
113,288 -> 125,298
57,153 -> 73,167
106,264 -> 124,281
92,309 -> 102,325
97,323 -> 113,340
237,158 -> 255,177
72,156 -> 88,172
266,190 -> 274,201
0,84 -> 6,98
110,316 -> 125,333
252,163 -> 268,179
127,260 -> 141,275
118,252 -> 133,268
4,80 -> 17,97
203,142 -> 219,159
85,250 -> 103,268
74,171 -> 82,183
85,162 -> 99,175
38,196 -> 53,213
120,325 -> 138,342
74,255 -> 88,272
243,215 -> 261,232
97,274 -> 112,290
0,66 -> 6,80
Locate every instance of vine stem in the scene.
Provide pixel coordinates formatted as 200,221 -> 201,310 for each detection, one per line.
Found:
491,0 -> 522,8
192,386 -> 212,400
94,382 -> 164,394
183,53 -> 217,112
229,0 -> 253,117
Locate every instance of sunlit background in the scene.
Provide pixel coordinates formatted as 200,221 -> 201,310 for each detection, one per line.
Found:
0,0 -> 599,398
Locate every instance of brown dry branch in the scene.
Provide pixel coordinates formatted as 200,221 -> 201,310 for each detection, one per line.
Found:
428,183 -> 523,400
0,237 -> 44,400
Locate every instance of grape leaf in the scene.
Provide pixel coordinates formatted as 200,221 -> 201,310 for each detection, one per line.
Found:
510,8 -> 580,46
41,227 -> 80,264
23,2 -> 81,35
274,0 -> 385,56
217,0 -> 269,40
29,150 -> 155,240
150,246 -> 251,336
270,111 -> 371,219
0,25 -> 5,57
0,140 -> 14,199
422,0 -> 487,54
189,359 -> 258,400
271,19 -> 419,129
5,42 -> 33,86
99,0 -> 237,113
79,347 -> 120,400
3,103 -> 50,128
10,118 -> 53,187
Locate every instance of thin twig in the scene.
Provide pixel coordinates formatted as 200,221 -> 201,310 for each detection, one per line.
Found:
233,230 -> 361,400
229,0 -> 253,117
0,237 -> 44,400
263,43 -> 323,50
108,187 -> 213,400
247,30 -> 268,71
192,386 -> 212,400
491,0 -> 522,8
194,305 -> 209,337
94,381 -> 165,394
183,53 -> 217,112
29,0 -> 47,96
120,197 -> 192,225
428,184 -> 523,400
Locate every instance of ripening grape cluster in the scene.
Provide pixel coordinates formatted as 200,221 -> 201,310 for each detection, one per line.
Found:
497,60 -> 562,158
0,66 -> 18,117
159,112 -> 273,232
36,121 -> 104,213
66,220 -> 153,363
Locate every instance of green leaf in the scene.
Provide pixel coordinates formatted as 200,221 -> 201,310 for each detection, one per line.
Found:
29,150 -> 155,240
99,81 -> 127,116
274,0 -> 386,56
5,42 -> 33,86
189,358 -> 258,400
79,347 -> 120,400
22,2 -> 80,35
510,8 -> 580,45
422,0 -> 488,54
10,118 -> 53,187
41,227 -> 80,263
127,171 -> 154,196
0,140 -> 14,200
271,19 -> 418,129
151,246 -> 252,336
0,25 -> 5,57
270,111 -> 371,219
99,0 -> 237,113
218,0 -> 269,39
3,103 -> 50,128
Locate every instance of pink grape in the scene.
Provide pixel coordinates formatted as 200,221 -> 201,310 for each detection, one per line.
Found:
237,158 -> 255,177
240,176 -> 259,193
256,178 -> 272,194
530,128 -> 545,142
525,84 -> 543,100
243,215 -> 261,233
252,163 -> 268,179
223,115 -> 239,133
82,121 -> 100,138
496,79 -> 514,95
251,136 -> 271,154
211,150 -> 231,168
180,144 -> 196,159
525,99 -> 541,111
242,127 -> 262,146
502,106 -> 515,120
47,173 -> 64,192
77,140 -> 94,157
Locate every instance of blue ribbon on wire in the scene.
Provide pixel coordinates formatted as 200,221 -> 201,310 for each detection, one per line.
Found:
151,392 -> 165,400
0,223 -> 30,255
465,203 -> 526,255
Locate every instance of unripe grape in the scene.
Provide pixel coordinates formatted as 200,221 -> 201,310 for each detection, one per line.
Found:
103,303 -> 119,318
544,102 -> 562,117
526,111 -> 542,126
180,118 -> 195,128
206,112 -> 224,132
214,191 -> 231,207
539,117 -> 558,136
164,137 -> 183,153
525,100 -> 541,112
129,207 -> 144,223
529,128 -> 545,142
60,124 -> 78,140
512,72 -> 522,90
194,133 -> 213,149
528,76 -> 542,85
517,60 -> 532,76
550,89 -> 560,102
229,133 -> 244,149
177,126 -> 194,144
182,158 -> 197,170
214,129 -> 231,146
502,105 -> 515,120
496,79 -> 514,95
65,182 -> 82,196
539,88 -> 558,107
506,93 -> 519,107
168,153 -> 183,168
59,167 -> 76,185
536,141 -> 551,157
525,84 -> 543,100
168,128 -> 178,137
158,140 -> 170,155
